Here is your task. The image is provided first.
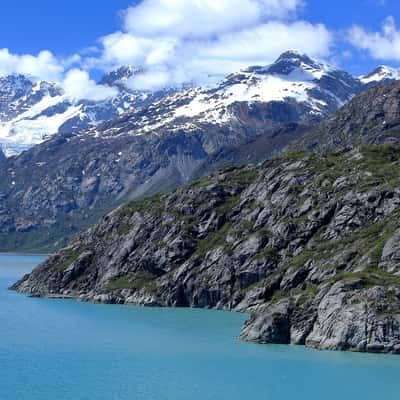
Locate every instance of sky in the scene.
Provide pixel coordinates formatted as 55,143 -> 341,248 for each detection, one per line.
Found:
1,0 -> 400,99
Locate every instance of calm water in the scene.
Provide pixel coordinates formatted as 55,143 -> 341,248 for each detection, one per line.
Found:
0,254 -> 399,400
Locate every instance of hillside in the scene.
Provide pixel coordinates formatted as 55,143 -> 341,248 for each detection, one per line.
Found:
13,144 -> 400,354
298,81 -> 400,151
0,51 -> 364,252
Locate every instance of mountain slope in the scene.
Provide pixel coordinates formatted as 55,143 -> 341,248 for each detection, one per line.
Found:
128,50 -> 362,135
0,52 -> 368,251
0,53 -> 397,158
0,69 -> 173,156
13,144 -> 400,354
298,80 -> 400,151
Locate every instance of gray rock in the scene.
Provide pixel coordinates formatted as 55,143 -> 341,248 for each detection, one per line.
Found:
11,145 -> 400,354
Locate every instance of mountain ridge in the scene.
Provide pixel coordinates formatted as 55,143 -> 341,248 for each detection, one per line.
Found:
0,68 -> 174,156
0,51 -> 396,157
297,80 -> 400,151
0,52 -> 399,252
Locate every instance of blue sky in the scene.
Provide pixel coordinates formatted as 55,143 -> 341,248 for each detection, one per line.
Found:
1,0 -> 400,98
304,0 -> 400,73
0,1 -> 135,55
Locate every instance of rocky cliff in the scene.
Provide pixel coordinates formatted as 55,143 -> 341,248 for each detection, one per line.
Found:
13,144 -> 400,354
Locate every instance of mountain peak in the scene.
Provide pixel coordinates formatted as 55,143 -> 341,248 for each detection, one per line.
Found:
100,66 -> 137,86
360,65 -> 400,84
267,51 -> 327,77
0,73 -> 35,88
276,50 -> 314,62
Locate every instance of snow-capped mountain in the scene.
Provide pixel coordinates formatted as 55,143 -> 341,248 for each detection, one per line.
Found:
0,51 -> 397,250
89,51 -> 363,140
0,68 -> 173,156
172,51 -> 362,123
360,65 -> 400,85
1,51 -> 398,157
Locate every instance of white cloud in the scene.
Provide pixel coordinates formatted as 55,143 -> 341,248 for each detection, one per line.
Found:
96,0 -> 332,90
0,49 -> 117,101
0,0 -> 333,95
123,0 -> 304,38
127,69 -> 172,91
198,21 -> 331,62
0,49 -> 63,81
61,69 -> 118,101
348,16 -> 400,60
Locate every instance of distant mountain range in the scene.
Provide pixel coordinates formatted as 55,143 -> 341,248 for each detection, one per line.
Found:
0,66 -> 174,156
0,50 -> 398,157
0,51 -> 400,252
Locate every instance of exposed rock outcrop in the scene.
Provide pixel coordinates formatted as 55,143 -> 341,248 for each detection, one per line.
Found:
298,80 -> 400,151
13,145 -> 400,354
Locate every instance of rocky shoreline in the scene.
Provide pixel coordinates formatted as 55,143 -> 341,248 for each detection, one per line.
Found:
12,145 -> 400,354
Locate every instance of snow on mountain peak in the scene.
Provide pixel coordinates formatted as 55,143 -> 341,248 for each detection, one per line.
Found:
360,65 -> 400,84
0,52 -> 396,157
172,52 -> 357,126
0,67 -> 174,156
100,66 -> 137,86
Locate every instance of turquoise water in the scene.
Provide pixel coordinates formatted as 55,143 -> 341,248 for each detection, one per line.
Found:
0,254 -> 399,400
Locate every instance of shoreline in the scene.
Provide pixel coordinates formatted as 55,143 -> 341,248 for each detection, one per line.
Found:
13,288 -> 400,357
0,252 -> 52,257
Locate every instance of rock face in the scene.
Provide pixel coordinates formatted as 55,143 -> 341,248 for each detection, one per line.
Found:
298,80 -> 400,151
13,145 -> 400,354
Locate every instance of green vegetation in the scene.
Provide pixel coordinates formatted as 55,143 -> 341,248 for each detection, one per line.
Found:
271,290 -> 287,303
358,145 -> 400,190
336,266 -> 400,288
227,168 -> 258,187
106,271 -> 158,292
283,149 -> 312,162
217,195 -> 241,215
196,223 -> 233,256
297,286 -> 319,305
255,246 -> 280,264
54,247 -> 83,271
115,193 -> 164,234
119,193 -> 164,217
284,250 -> 314,271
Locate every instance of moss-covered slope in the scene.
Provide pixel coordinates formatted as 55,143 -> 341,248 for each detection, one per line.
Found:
13,145 -> 400,354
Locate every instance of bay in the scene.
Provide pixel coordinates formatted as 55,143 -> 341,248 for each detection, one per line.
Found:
0,254 -> 399,400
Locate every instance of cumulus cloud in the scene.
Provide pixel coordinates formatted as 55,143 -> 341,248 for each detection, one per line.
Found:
348,16 -> 400,60
0,49 -> 63,81
95,0 -> 331,90
0,0 -> 333,95
0,49 -> 117,101
123,0 -> 304,38
61,69 -> 118,101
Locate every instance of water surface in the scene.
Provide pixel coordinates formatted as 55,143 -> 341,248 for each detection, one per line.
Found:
1,254 -> 399,399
